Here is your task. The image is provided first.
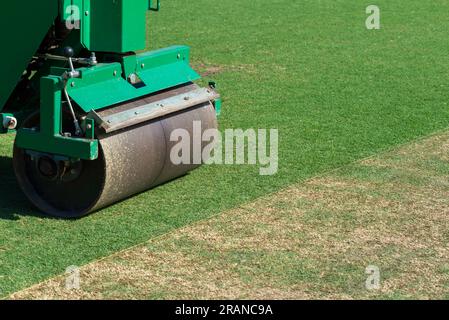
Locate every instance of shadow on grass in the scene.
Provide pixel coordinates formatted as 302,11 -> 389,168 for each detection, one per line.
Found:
0,156 -> 45,220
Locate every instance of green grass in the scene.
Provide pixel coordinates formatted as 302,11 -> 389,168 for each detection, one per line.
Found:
9,126 -> 449,300
2,0 -> 449,296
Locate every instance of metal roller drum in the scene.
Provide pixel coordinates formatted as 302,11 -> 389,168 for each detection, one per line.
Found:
13,102 -> 217,218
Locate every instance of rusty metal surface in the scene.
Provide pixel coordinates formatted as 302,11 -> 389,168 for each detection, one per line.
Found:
92,87 -> 219,133
96,83 -> 199,117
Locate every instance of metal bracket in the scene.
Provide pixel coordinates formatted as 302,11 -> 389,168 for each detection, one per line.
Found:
90,86 -> 219,133
0,113 -> 18,133
149,0 -> 161,11
15,77 -> 99,160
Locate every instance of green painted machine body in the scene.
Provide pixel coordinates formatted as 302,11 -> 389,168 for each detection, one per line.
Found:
68,46 -> 200,113
15,45 -> 202,161
0,0 -> 151,111
0,0 -> 219,161
0,1 -> 57,111
67,0 -> 148,53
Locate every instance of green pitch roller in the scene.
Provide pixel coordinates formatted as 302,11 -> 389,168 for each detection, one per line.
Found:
0,0 -> 221,218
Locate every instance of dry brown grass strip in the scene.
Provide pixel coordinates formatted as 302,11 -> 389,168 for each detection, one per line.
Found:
10,131 -> 449,300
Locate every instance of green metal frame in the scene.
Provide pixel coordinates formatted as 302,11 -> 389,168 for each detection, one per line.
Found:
14,45 -> 203,160
68,46 -> 200,112
15,77 -> 98,160
61,0 -> 149,53
2,0 -> 221,162
0,1 -> 57,111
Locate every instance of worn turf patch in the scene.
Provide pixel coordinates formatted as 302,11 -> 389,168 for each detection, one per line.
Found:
11,131 -> 449,300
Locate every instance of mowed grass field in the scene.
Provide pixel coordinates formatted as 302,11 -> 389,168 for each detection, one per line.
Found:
2,0 -> 449,297
12,131 -> 449,299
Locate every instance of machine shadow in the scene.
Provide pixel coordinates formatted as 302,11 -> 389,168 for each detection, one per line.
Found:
0,156 -> 46,220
